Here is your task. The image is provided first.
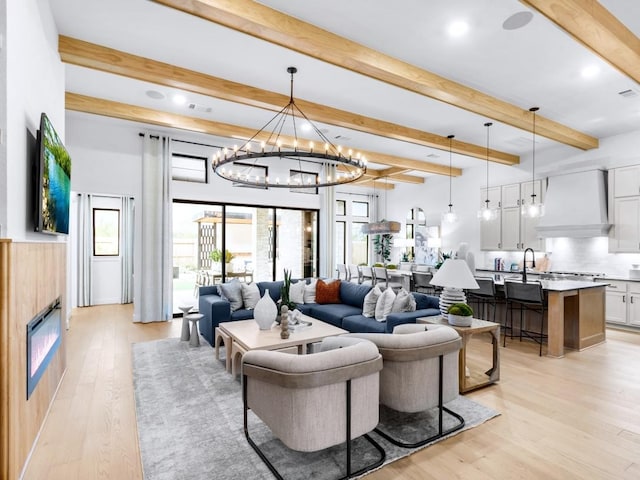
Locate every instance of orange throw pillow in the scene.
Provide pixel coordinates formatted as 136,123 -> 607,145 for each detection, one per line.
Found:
315,279 -> 341,304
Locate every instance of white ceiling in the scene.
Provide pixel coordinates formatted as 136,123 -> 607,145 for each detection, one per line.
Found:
50,0 -> 640,176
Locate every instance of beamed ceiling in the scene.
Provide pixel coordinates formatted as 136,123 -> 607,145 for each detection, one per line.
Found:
50,0 -> 640,187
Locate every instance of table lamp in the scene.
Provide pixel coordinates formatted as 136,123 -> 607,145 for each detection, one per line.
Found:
429,259 -> 479,320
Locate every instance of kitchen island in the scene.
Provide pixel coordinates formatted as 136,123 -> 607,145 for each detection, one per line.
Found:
493,277 -> 607,358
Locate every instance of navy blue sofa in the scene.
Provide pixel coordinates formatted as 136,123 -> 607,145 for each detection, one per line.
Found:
198,280 -> 441,346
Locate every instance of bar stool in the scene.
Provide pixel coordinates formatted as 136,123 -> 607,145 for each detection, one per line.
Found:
466,277 -> 501,323
504,281 -> 547,356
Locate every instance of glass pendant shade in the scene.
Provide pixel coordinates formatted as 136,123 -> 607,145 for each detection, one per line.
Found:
442,134 -> 457,224
522,107 -> 544,218
478,122 -> 496,221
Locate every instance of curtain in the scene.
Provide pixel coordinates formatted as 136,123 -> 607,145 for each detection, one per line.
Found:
320,165 -> 336,278
76,193 -> 93,306
121,196 -> 135,304
139,135 -> 173,322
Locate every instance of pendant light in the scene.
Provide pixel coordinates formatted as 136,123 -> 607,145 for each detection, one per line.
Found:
478,122 -> 497,220
522,107 -> 545,218
442,134 -> 458,223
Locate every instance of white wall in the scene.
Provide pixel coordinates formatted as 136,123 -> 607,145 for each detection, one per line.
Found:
5,0 -> 64,240
0,0 -> 7,237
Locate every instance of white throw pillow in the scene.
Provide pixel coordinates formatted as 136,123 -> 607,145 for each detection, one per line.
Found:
289,280 -> 306,304
240,282 -> 261,310
303,279 -> 317,303
375,287 -> 396,322
392,288 -> 416,313
219,279 -> 244,312
362,285 -> 382,318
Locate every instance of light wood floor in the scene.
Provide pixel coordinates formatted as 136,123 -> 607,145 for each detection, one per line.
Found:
22,305 -> 640,480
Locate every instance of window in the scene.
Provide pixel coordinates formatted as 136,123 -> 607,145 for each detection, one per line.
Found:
289,170 -> 318,194
335,221 -> 346,264
232,162 -> 268,189
93,208 -> 120,256
171,153 -> 207,183
336,200 -> 346,216
352,201 -> 369,217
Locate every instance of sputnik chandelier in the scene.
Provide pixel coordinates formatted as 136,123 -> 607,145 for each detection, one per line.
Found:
212,67 -> 367,188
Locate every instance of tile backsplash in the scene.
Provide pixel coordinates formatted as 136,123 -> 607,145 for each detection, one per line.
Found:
481,237 -> 640,277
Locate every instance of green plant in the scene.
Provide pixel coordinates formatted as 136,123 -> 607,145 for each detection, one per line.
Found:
448,303 -> 473,317
373,228 -> 393,264
373,262 -> 384,267
386,264 -> 397,270
210,249 -> 234,263
280,268 -> 296,311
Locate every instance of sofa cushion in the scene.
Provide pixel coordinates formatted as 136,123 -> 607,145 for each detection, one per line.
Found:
412,292 -> 440,311
289,280 -> 306,304
316,279 -> 342,304
258,281 -> 284,303
362,285 -> 382,318
241,282 -> 261,310
392,288 -> 416,313
294,303 -> 315,315
308,304 -> 361,328
342,314 -> 387,334
218,279 -> 243,312
375,287 -> 396,321
304,279 -> 318,303
340,281 -> 372,308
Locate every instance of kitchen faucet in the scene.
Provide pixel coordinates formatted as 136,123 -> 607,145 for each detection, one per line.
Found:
522,248 -> 536,283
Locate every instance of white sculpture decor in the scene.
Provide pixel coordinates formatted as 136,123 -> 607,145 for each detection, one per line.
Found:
254,288 -> 277,330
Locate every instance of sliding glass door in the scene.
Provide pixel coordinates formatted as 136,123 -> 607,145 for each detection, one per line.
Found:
172,200 -> 318,314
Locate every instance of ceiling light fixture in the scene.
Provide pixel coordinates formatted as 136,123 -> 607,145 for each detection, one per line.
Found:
522,107 -> 545,218
502,11 -> 533,30
447,20 -> 469,37
442,134 -> 458,224
212,67 -> 366,188
362,177 -> 400,235
478,122 -> 498,221
581,65 -> 600,79
172,94 -> 187,105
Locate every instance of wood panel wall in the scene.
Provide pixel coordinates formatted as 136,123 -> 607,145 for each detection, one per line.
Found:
0,239 -> 67,480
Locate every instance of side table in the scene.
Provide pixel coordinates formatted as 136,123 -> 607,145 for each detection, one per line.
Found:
186,313 -> 203,347
178,305 -> 193,341
418,316 -> 500,393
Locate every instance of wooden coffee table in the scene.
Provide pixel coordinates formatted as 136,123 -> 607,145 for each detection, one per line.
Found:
217,316 -> 348,376
418,316 -> 500,393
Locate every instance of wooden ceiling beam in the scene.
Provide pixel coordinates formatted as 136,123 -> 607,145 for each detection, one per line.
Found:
521,0 -> 640,85
65,92 -> 460,177
151,0 -> 598,151
58,36 -> 517,166
350,179 -> 395,190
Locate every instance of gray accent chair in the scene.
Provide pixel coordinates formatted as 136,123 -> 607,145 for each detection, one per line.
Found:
346,323 -> 465,448
242,337 -> 385,479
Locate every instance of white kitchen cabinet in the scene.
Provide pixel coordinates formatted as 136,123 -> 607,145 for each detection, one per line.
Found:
610,197 -> 640,252
628,285 -> 640,326
613,166 -> 640,198
501,183 -> 520,208
481,180 -> 544,251
600,279 -> 640,328
479,186 -> 501,209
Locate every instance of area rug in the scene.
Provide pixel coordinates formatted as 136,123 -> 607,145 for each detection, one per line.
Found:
132,338 -> 499,480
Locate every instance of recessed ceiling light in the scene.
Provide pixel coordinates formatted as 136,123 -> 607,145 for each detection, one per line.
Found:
172,94 -> 187,105
581,65 -> 600,79
146,90 -> 165,100
502,11 -> 533,30
447,20 -> 469,38
300,122 -> 312,132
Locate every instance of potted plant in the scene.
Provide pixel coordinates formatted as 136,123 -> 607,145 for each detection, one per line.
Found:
447,303 -> 474,327
373,229 -> 393,265
210,249 -> 235,271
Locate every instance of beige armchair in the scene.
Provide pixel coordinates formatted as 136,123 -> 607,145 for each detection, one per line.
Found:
242,337 -> 385,479
346,323 -> 464,448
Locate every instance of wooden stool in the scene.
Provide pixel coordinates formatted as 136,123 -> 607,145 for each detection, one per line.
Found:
186,313 -> 203,347
214,327 -> 232,373
178,305 -> 193,341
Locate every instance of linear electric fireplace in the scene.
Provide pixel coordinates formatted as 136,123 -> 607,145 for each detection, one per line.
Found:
26,297 -> 62,399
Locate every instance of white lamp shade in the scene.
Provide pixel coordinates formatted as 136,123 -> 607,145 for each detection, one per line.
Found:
430,259 -> 479,290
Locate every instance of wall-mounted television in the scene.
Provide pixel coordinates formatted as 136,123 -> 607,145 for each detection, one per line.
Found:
35,113 -> 71,235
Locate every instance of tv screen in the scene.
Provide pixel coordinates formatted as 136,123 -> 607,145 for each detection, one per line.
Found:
35,113 -> 71,235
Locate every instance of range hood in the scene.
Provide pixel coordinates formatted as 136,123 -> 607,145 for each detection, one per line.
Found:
536,169 -> 611,238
